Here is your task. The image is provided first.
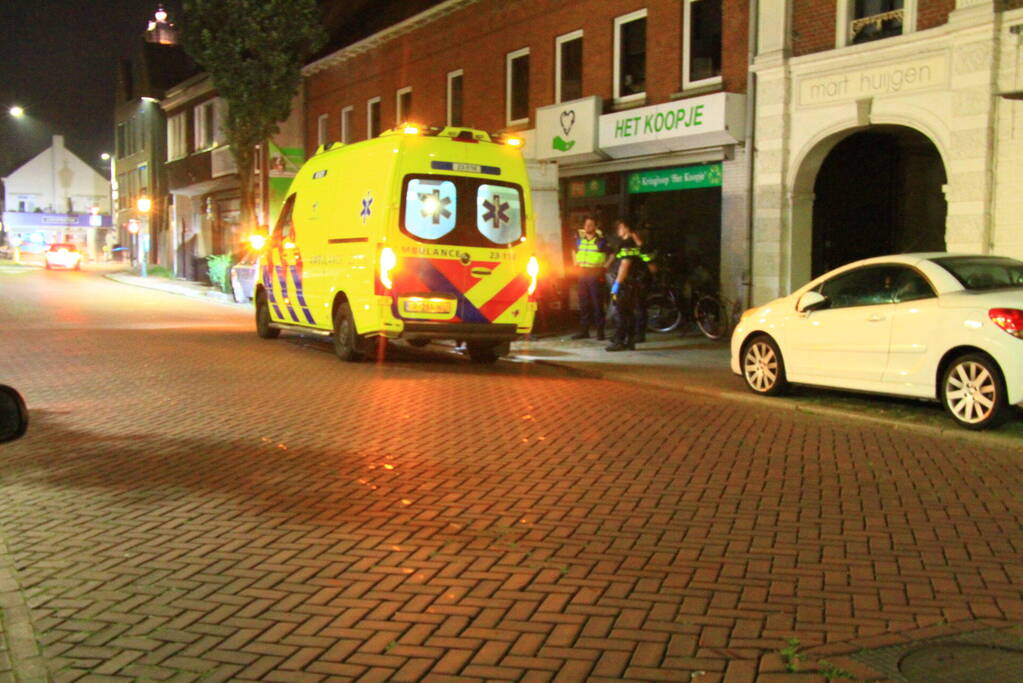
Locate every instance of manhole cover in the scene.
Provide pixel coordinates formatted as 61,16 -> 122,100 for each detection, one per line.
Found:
899,643 -> 1023,682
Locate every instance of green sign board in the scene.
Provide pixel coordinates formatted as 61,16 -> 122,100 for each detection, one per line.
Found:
568,177 -> 606,198
627,163 -> 722,194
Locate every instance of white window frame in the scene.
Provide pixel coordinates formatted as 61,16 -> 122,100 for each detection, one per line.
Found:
193,101 -> 214,151
167,112 -> 188,160
683,0 -> 723,90
555,29 -> 583,104
613,8 -> 648,104
835,0 -> 916,48
446,69 -> 463,127
396,86 -> 412,124
367,97 -> 381,138
505,47 -> 531,127
317,113 -> 329,147
341,106 -> 353,144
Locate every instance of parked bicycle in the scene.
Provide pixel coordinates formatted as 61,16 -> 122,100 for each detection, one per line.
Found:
644,252 -> 740,340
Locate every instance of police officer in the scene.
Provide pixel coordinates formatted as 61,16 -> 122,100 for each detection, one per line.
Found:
606,219 -> 648,352
632,229 -> 657,344
571,216 -> 610,340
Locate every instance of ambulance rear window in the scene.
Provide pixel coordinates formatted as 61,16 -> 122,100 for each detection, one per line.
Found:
401,174 -> 524,247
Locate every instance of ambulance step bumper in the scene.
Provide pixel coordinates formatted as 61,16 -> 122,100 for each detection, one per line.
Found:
403,322 -> 519,342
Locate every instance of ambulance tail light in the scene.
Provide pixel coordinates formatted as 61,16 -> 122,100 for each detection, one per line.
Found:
379,246 -> 397,291
527,256 -> 540,299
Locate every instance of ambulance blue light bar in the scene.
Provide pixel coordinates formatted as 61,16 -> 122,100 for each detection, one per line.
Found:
431,161 -> 501,176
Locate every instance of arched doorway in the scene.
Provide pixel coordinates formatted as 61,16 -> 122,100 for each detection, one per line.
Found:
810,125 -> 947,277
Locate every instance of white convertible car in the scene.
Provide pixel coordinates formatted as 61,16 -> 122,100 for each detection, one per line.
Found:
731,254 -> 1023,430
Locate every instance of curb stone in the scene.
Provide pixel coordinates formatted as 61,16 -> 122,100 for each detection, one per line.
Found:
519,357 -> 1023,451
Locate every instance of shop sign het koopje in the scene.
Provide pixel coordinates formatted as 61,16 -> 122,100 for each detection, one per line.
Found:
598,92 -> 745,159
626,163 -> 723,194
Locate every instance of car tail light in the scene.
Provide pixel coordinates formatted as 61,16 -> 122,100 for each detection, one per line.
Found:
526,256 -> 539,299
379,246 -> 397,291
989,308 -> 1023,338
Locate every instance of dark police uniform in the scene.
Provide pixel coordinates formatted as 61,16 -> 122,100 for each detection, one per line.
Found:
607,237 -> 648,351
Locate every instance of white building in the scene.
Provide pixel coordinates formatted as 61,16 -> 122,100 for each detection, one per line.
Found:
1,135 -> 112,257
751,0 -> 1023,304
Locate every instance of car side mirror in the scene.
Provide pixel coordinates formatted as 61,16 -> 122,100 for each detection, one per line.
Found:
0,386 -> 28,443
797,291 -> 828,313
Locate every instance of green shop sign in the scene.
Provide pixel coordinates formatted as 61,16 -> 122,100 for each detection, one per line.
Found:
627,163 -> 723,194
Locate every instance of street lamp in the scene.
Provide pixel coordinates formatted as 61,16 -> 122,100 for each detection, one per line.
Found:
136,196 -> 151,277
100,152 -> 111,161
9,105 -> 24,118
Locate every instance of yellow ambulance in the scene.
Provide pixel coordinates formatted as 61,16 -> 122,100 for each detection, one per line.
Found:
254,125 -> 539,363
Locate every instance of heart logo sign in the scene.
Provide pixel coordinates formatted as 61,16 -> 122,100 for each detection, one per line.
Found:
560,110 -> 576,136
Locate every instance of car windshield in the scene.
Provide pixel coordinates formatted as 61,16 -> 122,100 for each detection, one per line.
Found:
932,256 -> 1023,291
401,174 -> 524,248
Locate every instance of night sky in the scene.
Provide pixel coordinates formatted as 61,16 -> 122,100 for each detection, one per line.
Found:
0,0 -> 183,178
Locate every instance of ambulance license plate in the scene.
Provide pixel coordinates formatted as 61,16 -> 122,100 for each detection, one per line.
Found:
404,299 -> 453,315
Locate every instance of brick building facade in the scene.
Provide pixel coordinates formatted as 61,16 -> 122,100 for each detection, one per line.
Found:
751,0 -> 1023,303
303,0 -> 753,306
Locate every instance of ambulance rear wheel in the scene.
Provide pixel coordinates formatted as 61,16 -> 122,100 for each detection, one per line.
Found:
466,342 -> 499,364
333,302 -> 363,362
256,293 -> 280,339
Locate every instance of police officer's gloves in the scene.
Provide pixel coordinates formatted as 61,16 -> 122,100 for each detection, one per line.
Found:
610,281 -> 620,303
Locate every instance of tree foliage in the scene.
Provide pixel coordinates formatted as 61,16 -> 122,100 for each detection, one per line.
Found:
182,0 -> 325,230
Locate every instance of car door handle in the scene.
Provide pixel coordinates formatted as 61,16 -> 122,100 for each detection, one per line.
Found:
867,314 -> 886,322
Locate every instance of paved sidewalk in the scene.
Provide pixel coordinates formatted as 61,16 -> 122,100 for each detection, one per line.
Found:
105,272 -> 248,308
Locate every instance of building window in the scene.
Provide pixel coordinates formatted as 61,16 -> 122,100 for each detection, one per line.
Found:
367,97 -> 381,138
341,106 -> 353,144
838,0 -> 914,47
396,87 -> 413,123
317,113 -> 329,146
684,0 -> 722,88
167,112 -> 188,159
556,30 -> 583,103
506,47 -> 530,126
614,9 -> 647,102
194,100 -> 218,151
447,70 -> 463,127
116,123 -> 126,158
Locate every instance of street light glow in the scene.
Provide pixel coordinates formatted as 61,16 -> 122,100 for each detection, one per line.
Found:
100,152 -> 111,161
137,196 -> 152,213
9,105 -> 24,118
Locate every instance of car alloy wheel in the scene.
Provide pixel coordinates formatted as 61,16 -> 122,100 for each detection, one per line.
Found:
942,354 -> 1008,430
743,336 -> 788,396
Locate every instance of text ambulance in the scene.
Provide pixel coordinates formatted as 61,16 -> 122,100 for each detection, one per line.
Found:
254,126 -> 539,363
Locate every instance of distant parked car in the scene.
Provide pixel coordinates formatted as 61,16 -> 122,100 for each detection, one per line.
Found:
732,253 -> 1023,430
44,243 -> 82,271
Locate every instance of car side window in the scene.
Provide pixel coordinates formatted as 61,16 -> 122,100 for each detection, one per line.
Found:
818,265 -> 901,310
891,268 -> 936,303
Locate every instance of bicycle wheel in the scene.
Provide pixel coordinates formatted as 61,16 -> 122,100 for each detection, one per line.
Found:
694,294 -> 729,340
646,291 -> 682,333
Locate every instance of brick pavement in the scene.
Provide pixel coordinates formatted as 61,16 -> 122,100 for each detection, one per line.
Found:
0,269 -> 1022,681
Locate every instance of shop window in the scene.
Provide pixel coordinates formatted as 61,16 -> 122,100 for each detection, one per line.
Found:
396,87 -> 412,124
556,30 -> 583,103
614,9 -> 647,102
367,97 -> 381,138
447,70 -> 463,127
684,0 -> 722,88
341,106 -> 353,144
838,0 -> 914,47
506,47 -> 530,126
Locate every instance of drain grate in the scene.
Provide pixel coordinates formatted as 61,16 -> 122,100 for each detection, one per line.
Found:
849,628 -> 1023,683
899,644 -> 1023,682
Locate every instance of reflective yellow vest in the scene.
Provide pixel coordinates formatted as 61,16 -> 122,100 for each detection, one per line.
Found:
575,233 -> 606,268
